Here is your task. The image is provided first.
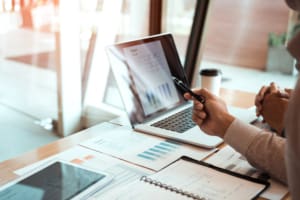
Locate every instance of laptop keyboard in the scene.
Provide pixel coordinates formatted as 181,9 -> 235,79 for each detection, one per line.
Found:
151,107 -> 196,133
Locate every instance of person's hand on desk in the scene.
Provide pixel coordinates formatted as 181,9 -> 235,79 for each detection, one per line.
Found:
255,82 -> 291,116
255,82 -> 291,135
184,88 -> 235,138
261,92 -> 289,136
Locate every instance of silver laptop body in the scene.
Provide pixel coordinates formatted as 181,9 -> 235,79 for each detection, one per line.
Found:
106,33 -> 222,148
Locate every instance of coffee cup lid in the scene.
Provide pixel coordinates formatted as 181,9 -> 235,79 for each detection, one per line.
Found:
199,68 -> 222,76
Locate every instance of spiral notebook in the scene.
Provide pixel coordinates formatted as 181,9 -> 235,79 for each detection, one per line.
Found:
108,156 -> 269,200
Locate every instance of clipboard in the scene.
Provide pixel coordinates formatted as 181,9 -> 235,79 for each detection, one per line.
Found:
139,156 -> 270,200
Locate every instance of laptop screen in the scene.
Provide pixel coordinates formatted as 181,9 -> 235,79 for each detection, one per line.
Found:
106,33 -> 189,125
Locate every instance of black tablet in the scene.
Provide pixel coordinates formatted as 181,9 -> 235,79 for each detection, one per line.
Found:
0,161 -> 112,200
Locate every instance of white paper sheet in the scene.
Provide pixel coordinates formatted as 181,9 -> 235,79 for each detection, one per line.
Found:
206,145 -> 288,200
228,105 -> 257,124
104,158 -> 267,200
14,146 -> 153,199
80,126 -> 215,171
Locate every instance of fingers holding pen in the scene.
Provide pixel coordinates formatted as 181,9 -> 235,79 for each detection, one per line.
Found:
184,88 -> 234,138
184,88 -> 207,123
192,109 -> 206,120
192,99 -> 207,126
193,103 -> 206,117
184,88 -> 213,101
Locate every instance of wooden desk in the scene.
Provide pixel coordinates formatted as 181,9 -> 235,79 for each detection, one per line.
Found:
220,88 -> 255,108
0,88 -> 290,199
0,122 -> 118,185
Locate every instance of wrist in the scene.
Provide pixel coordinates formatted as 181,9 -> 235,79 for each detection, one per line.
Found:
219,114 -> 235,138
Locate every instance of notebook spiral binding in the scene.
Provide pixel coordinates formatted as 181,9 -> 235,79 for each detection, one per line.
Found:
140,176 -> 207,200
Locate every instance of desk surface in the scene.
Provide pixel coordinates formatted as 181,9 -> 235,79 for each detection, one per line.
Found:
0,88 -> 290,199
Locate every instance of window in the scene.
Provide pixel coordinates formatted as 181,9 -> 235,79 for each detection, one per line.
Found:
83,0 -> 202,126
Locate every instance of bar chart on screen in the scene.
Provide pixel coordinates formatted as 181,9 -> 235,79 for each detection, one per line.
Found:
142,81 -> 178,115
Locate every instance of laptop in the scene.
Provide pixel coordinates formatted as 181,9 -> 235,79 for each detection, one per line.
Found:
105,33 -> 222,148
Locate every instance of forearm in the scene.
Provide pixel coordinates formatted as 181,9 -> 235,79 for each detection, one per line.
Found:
224,119 -> 287,184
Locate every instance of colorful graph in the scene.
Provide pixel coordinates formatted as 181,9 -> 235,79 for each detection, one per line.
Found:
145,83 -> 173,107
137,140 -> 181,161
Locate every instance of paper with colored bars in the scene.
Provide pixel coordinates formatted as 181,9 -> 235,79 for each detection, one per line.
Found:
80,126 -> 215,171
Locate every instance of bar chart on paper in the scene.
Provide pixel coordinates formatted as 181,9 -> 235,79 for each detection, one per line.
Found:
80,127 -> 213,171
137,140 -> 181,161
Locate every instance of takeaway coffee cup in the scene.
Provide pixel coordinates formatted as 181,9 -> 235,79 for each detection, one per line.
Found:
200,68 -> 222,96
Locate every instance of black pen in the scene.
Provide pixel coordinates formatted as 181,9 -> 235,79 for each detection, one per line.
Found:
172,77 -> 206,104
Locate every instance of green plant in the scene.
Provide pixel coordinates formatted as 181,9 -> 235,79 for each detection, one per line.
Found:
292,23 -> 300,35
268,32 -> 287,47
268,22 -> 300,48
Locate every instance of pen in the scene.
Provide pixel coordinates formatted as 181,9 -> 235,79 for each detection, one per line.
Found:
172,77 -> 206,104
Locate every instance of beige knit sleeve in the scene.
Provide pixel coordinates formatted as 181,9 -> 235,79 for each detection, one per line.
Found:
224,119 -> 287,184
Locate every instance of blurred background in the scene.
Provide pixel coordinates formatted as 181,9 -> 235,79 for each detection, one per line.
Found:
0,0 -> 298,161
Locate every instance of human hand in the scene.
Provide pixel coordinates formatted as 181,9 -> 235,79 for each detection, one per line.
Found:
255,82 -> 279,118
184,88 -> 235,138
279,88 -> 293,99
255,82 -> 291,118
261,93 -> 289,135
